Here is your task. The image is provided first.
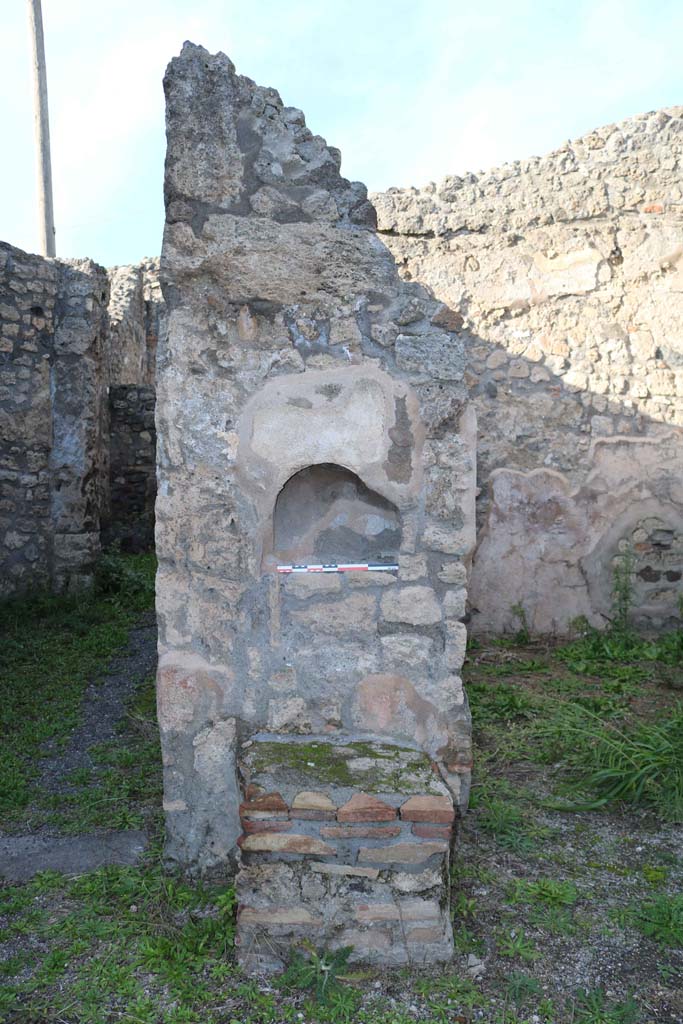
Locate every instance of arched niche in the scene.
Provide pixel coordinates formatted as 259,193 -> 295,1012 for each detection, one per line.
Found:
269,463 -> 401,566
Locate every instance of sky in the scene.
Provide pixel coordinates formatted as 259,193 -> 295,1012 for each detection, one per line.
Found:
1,0 -> 681,268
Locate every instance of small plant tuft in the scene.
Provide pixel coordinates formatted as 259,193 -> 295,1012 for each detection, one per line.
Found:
279,942 -> 356,1005
630,893 -> 683,947
510,602 -> 531,645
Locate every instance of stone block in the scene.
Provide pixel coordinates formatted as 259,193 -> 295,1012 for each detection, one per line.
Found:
380,634 -> 436,674
310,862 -> 380,879
291,791 -> 337,815
239,906 -> 323,927
358,841 -> 448,865
380,586 -> 441,625
395,332 -> 465,381
398,553 -> 428,581
389,868 -> 443,893
321,824 -> 401,839
239,834 -> 335,856
288,593 -> 377,635
355,898 -> 440,923
283,574 -> 341,598
443,588 -> 467,620
406,925 -> 448,944
335,928 -> 392,951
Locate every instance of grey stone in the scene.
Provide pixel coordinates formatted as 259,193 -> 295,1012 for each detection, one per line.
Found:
0,831 -> 148,882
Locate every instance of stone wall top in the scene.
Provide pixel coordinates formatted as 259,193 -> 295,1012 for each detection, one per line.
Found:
373,106 -> 683,237
107,257 -> 162,386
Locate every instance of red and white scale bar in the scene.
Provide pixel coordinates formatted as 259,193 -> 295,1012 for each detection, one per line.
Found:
277,563 -> 399,574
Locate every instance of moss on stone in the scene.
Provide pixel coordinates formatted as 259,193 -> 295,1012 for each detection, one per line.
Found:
242,737 -> 445,795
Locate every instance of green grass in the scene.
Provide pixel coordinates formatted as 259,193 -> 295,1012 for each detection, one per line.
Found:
2,569 -> 683,1023
468,616 -> 683,823
538,702 -> 683,821
0,864 -> 236,1024
0,551 -> 156,824
35,672 -> 163,834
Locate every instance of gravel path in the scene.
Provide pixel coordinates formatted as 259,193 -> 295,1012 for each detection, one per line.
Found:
39,610 -> 157,794
0,612 -> 157,881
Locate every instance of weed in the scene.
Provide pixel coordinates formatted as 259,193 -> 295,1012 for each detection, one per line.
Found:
504,971 -> 542,1006
510,603 -> 531,645
415,974 -> 481,1007
611,548 -> 636,633
453,923 -> 485,955
630,893 -> 683,947
507,877 -> 578,907
468,681 -> 541,724
496,928 -> 538,962
95,545 -> 157,610
452,891 -> 477,919
642,864 -> 668,887
573,987 -> 640,1024
279,942 -> 356,1005
657,961 -> 678,984
528,904 -> 577,937
478,798 -> 551,853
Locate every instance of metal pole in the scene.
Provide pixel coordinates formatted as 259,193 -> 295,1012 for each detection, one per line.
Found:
27,0 -> 56,257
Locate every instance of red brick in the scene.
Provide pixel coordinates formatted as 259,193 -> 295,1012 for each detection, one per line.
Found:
240,792 -> 289,820
336,793 -> 396,822
399,795 -> 454,824
643,202 -> 664,214
321,824 -> 401,839
242,819 -> 293,835
412,823 -> 452,840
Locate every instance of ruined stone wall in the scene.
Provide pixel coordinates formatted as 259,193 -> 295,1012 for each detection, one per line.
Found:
107,257 -> 163,386
104,384 -> 157,552
0,241 -> 109,595
156,43 -> 475,879
374,108 -> 683,633
105,259 -> 161,551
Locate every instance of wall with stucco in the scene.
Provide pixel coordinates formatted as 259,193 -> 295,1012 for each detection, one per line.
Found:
156,43 -> 475,875
374,107 -> 683,632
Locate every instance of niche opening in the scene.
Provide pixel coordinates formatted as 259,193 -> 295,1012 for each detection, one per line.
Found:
271,464 -> 401,565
